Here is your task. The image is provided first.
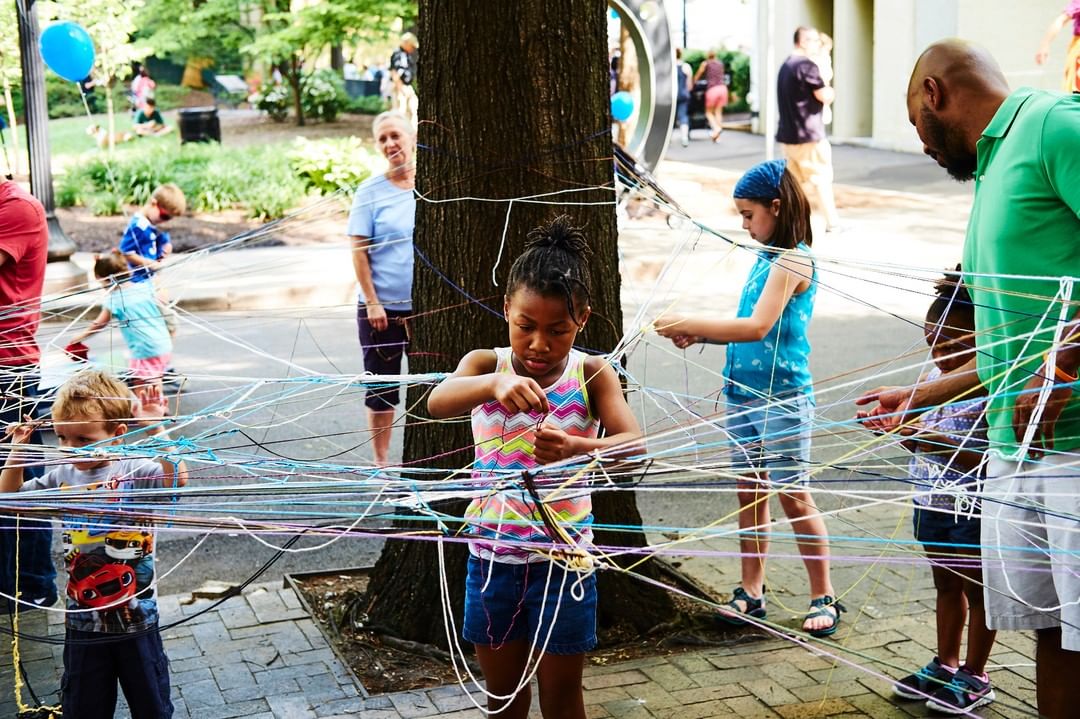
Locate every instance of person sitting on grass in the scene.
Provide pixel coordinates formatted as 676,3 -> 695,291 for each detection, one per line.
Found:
1,368 -> 186,719
133,98 -> 172,137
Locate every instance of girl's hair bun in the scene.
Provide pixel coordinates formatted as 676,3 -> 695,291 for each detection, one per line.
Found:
524,215 -> 592,259
933,263 -> 972,305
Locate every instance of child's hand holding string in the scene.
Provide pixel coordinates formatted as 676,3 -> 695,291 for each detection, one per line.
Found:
654,313 -> 701,349
670,334 -> 700,349
4,414 -> 41,446
534,423 -> 577,464
493,374 -> 549,414
653,312 -> 687,339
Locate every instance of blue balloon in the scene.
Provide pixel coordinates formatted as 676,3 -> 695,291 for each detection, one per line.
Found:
611,91 -> 634,122
39,22 -> 96,83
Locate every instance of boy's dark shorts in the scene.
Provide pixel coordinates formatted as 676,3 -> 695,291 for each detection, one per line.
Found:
463,555 -> 597,655
913,504 -> 981,549
356,304 -> 411,411
63,624 -> 173,719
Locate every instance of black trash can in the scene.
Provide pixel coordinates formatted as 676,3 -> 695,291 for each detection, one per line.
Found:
178,106 -> 221,144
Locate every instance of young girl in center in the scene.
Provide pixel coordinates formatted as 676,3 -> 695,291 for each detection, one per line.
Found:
656,159 -> 841,637
428,216 -> 641,719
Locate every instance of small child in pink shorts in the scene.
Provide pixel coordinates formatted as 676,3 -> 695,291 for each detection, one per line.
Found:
68,252 -> 173,391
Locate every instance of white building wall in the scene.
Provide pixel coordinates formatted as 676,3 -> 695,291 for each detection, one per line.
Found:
756,0 -> 1073,152
868,0 -> 949,152
956,0 -> 1070,91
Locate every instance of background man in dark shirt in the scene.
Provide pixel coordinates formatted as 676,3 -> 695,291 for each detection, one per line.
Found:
776,26 -> 840,231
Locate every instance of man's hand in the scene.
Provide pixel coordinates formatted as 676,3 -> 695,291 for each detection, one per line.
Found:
533,424 -> 577,465
366,303 -> 389,332
854,385 -> 916,432
492,374 -> 548,415
1013,374 -> 1074,457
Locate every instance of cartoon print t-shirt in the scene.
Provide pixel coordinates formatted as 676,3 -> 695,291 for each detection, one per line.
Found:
20,458 -> 170,633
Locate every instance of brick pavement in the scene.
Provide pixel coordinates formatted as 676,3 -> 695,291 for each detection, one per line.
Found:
1,502 -> 1039,717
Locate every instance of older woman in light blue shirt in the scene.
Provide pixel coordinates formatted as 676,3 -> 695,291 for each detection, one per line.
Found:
347,111 -> 416,466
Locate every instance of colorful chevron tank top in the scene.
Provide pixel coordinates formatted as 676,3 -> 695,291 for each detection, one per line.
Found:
466,347 -> 600,563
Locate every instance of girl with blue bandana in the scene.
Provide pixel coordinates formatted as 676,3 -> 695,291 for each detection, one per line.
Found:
655,159 -> 841,638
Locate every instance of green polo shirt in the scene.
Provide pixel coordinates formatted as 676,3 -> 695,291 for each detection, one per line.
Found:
962,88 -> 1080,459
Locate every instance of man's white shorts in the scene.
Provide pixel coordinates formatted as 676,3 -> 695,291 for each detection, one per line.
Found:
983,454 -> 1080,650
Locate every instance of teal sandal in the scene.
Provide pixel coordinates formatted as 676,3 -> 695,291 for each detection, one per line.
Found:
804,595 -> 845,638
717,586 -> 766,626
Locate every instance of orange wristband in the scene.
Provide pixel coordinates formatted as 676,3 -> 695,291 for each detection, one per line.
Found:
1043,352 -> 1079,383
1053,364 -> 1078,383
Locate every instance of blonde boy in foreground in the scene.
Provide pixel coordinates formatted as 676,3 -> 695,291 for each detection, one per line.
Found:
2,368 -> 186,719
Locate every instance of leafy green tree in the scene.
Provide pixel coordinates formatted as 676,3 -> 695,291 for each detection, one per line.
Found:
138,0 -> 414,126
39,0 -> 149,150
0,1 -> 21,173
243,0 -> 413,125
136,0 -> 253,70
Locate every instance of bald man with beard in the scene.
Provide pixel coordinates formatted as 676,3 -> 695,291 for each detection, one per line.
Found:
855,40 -> 1080,717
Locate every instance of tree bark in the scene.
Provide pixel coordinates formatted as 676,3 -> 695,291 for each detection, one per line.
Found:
287,55 -> 304,126
364,0 -> 674,649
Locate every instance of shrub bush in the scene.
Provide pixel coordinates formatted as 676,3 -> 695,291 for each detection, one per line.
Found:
347,94 -> 389,116
250,83 -> 291,122
152,85 -> 192,111
54,136 -> 381,220
288,137 -> 375,197
244,184 -> 299,222
86,192 -> 123,216
56,140 -> 308,218
300,69 -> 348,123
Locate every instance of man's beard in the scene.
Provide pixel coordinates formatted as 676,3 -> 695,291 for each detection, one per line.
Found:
921,108 -> 977,182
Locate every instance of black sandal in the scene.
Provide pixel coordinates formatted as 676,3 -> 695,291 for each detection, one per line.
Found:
717,586 -> 766,626
804,595 -> 845,638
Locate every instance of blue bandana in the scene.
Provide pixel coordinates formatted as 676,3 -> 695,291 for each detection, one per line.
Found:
733,159 -> 786,200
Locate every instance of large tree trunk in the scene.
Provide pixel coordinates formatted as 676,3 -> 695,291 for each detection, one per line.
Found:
364,0 -> 674,650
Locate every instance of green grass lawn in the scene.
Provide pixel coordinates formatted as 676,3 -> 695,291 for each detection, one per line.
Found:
5,111 -> 177,174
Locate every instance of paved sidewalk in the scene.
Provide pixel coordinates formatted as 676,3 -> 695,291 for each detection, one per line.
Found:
1,501 -> 1038,718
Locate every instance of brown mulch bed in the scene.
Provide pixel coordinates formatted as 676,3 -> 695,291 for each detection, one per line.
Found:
57,203 -> 346,255
294,569 -> 762,696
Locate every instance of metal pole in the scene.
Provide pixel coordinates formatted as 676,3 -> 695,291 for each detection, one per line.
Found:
16,0 -> 76,263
